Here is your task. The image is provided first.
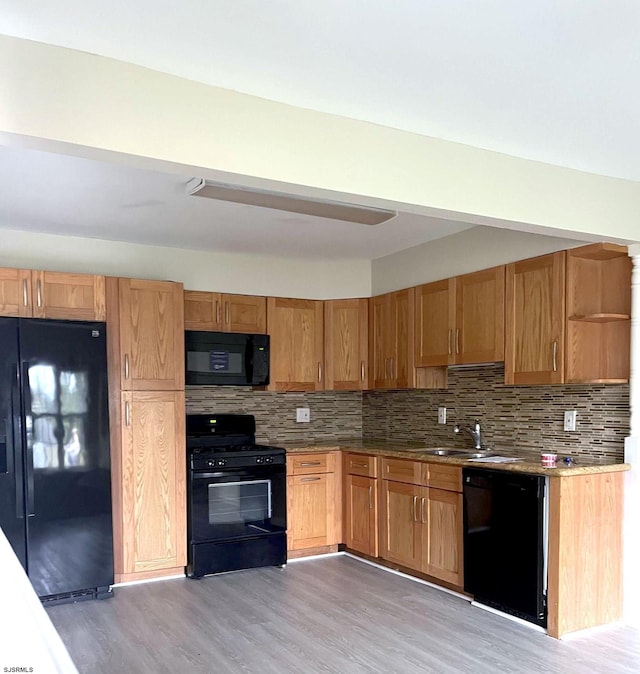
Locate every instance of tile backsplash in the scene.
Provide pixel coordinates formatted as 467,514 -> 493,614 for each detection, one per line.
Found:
363,364 -> 629,462
186,387 -> 362,445
186,364 -> 629,462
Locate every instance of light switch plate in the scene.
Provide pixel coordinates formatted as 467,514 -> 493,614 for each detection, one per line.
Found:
564,410 -> 577,432
296,407 -> 310,423
438,407 -> 447,424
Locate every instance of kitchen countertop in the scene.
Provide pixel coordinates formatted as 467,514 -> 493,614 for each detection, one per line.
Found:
283,439 -> 631,477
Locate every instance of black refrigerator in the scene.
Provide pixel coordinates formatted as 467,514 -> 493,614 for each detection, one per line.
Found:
0,317 -> 114,603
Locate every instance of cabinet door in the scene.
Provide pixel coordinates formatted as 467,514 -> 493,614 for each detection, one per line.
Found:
119,279 -> 185,390
325,298 -> 368,390
267,297 -> 324,391
424,488 -> 463,586
369,294 -> 392,388
184,291 -> 221,331
222,294 -> 266,333
380,480 -> 422,570
391,288 -> 415,388
32,271 -> 106,321
0,267 -> 32,317
287,472 -> 335,550
455,266 -> 505,365
119,391 -> 186,574
415,279 -> 454,367
345,474 -> 377,556
505,252 -> 565,384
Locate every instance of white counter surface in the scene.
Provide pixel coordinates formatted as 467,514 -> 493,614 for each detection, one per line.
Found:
0,527 -> 78,674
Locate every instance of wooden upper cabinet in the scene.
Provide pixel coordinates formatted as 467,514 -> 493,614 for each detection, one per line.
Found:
415,267 -> 504,367
184,290 -> 266,333
0,268 -> 105,320
324,298 -> 368,390
415,279 -> 455,367
369,289 -> 415,389
505,252 -> 566,385
113,278 -> 185,391
32,271 -> 106,321
455,266 -> 505,364
267,297 -> 324,391
0,267 -> 32,317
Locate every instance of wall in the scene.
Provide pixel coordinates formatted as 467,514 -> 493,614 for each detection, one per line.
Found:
363,364 -> 629,462
372,226 -> 587,295
3,35 -> 640,243
0,228 -> 371,299
186,387 -> 362,445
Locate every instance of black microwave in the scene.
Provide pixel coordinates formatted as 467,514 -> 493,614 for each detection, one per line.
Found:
185,331 -> 270,386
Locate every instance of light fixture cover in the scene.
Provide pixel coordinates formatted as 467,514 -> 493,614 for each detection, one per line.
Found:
186,178 -> 395,225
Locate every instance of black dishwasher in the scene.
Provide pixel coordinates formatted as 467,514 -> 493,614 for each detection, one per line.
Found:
463,468 -> 546,627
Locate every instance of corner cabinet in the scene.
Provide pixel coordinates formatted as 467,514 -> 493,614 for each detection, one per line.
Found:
267,297 -> 324,391
0,267 -> 106,320
184,290 -> 266,333
369,288 -> 414,389
286,452 -> 342,556
505,252 -> 566,385
106,277 -> 186,583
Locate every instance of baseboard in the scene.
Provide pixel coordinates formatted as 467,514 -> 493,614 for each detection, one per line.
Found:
470,601 -> 546,634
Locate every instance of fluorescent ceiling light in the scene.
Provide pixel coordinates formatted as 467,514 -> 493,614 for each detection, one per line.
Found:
186,178 -> 396,225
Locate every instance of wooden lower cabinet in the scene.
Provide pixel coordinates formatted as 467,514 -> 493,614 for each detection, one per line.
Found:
286,452 -> 341,554
112,390 -> 186,582
425,488 -> 463,586
380,480 -> 422,570
344,474 -> 378,556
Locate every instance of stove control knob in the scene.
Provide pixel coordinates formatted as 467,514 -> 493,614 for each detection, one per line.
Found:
207,459 -> 215,467
256,456 -> 264,464
217,459 -> 227,467
265,456 -> 273,463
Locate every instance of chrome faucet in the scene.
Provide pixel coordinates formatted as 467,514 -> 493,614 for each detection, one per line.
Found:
454,420 -> 482,450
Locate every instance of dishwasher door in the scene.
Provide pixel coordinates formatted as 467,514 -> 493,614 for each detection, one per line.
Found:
463,468 -> 546,627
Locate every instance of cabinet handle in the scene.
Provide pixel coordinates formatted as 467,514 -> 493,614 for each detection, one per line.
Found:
300,461 -> 321,467
216,300 -> 221,325
36,280 -> 42,308
390,357 -> 394,380
413,495 -> 418,522
552,340 -> 558,372
300,477 -> 321,482
369,485 -> 373,510
420,497 -> 426,524
225,301 -> 230,324
455,328 -> 460,355
318,362 -> 322,383
385,358 -> 389,379
352,462 -> 368,468
22,279 -> 29,307
124,353 -> 130,380
125,401 -> 131,427
448,329 -> 452,355
361,360 -> 365,382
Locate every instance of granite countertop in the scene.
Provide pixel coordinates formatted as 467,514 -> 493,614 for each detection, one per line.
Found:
283,438 -> 631,477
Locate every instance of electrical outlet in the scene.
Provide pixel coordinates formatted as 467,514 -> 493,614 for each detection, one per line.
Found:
438,407 -> 447,424
564,410 -> 577,432
296,407 -> 310,423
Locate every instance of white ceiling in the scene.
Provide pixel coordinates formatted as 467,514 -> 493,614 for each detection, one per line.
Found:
3,1 -> 640,182
0,146 -> 472,260
1,2 -> 638,261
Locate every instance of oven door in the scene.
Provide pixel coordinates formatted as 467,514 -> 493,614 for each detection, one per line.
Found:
189,464 -> 286,543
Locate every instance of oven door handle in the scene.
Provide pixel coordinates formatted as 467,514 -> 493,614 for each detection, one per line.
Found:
192,472 -> 230,480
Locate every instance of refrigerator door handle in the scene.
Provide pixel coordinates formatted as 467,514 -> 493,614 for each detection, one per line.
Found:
10,365 -> 25,519
20,362 -> 35,518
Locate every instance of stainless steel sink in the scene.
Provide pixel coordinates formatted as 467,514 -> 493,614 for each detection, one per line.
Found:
460,450 -> 495,459
421,448 -> 469,456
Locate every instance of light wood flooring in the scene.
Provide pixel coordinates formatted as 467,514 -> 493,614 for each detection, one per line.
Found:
48,555 -> 640,673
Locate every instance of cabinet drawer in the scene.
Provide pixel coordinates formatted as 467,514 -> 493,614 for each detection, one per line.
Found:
427,464 -> 462,492
289,453 -> 333,475
345,453 -> 377,477
381,457 -> 423,485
